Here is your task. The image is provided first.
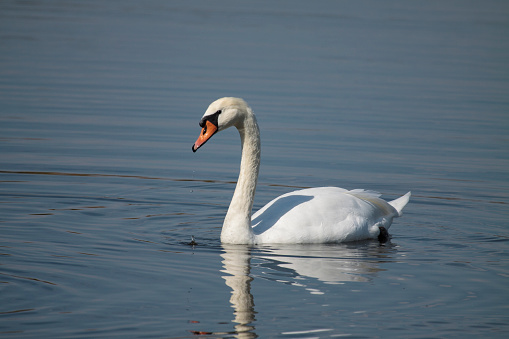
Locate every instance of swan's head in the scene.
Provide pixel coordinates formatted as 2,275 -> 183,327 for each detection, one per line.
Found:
192,97 -> 251,152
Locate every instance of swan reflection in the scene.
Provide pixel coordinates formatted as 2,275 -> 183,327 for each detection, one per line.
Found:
221,245 -> 257,338
220,242 -> 396,337
257,242 -> 395,284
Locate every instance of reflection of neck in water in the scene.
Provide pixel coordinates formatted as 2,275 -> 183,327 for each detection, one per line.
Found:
221,245 -> 257,338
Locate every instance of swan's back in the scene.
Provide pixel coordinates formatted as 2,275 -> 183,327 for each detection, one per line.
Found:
251,187 -> 410,244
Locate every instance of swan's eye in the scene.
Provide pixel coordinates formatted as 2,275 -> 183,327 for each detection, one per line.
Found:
215,110 -> 222,114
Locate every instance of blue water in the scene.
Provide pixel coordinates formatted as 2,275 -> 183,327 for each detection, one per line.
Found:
1,1 -> 508,338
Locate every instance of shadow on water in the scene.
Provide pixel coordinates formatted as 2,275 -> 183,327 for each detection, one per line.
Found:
189,241 -> 397,338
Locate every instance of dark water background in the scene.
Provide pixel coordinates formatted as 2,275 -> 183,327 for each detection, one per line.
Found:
1,1 -> 508,338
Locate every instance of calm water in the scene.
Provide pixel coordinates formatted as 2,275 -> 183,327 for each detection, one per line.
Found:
1,1 -> 508,338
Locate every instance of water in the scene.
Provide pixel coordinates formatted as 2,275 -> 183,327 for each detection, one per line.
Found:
1,0 -> 508,338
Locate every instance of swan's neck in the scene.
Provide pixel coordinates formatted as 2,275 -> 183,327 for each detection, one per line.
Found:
221,112 -> 260,244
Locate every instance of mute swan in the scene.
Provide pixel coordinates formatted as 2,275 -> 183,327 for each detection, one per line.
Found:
192,97 -> 410,244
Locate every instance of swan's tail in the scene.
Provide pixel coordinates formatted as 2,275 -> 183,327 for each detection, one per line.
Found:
388,191 -> 411,217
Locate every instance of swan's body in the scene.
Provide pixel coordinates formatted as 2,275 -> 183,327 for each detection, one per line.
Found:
192,97 -> 410,245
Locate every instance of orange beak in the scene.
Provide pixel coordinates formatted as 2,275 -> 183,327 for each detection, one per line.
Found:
192,120 -> 218,152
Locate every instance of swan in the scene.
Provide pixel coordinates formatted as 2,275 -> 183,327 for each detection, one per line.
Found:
192,97 -> 410,244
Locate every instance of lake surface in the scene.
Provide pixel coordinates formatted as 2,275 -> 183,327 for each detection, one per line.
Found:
1,1 -> 508,338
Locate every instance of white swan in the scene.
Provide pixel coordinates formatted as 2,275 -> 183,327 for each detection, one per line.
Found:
192,97 -> 410,245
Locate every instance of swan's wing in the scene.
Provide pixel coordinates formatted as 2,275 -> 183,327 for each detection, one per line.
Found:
345,189 -> 382,200
251,187 -> 410,244
251,193 -> 314,233
252,187 -> 378,243
348,189 -> 411,217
